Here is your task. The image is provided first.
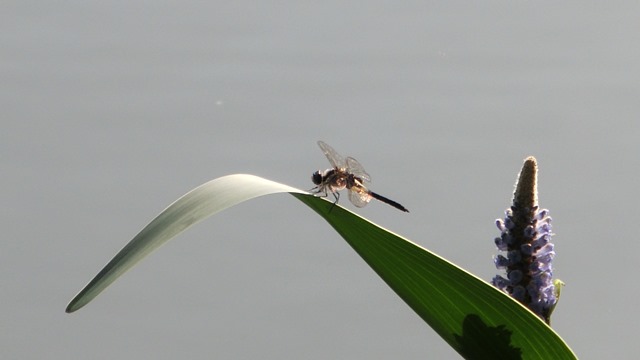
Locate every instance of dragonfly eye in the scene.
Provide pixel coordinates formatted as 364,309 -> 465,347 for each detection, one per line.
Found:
311,171 -> 323,185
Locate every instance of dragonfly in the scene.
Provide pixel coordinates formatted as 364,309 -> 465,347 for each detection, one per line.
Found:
310,141 -> 409,212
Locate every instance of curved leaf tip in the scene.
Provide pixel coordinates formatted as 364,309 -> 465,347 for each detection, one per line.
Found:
66,174 -> 306,313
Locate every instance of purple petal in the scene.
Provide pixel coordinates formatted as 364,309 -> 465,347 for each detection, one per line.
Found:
507,250 -> 521,263
508,270 -> 523,284
495,237 -> 508,251
504,217 -> 515,230
494,255 -> 509,268
492,275 -> 509,289
520,243 -> 533,256
512,286 -> 526,301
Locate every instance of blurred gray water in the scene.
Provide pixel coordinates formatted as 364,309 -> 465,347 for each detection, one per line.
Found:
2,2 -> 639,359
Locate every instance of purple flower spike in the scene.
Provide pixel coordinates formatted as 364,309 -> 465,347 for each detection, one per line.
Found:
490,157 -> 559,324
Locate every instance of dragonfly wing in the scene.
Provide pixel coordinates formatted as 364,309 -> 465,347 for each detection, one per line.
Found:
317,141 -> 346,169
346,157 -> 371,182
348,187 -> 372,208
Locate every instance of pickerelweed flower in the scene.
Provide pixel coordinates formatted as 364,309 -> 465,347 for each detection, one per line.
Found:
491,156 -> 558,324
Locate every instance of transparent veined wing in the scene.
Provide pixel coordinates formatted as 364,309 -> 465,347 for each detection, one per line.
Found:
317,141 -> 346,170
348,184 -> 372,208
345,157 -> 371,182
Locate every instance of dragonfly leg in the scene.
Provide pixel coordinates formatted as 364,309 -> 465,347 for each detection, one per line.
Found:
309,186 -> 328,197
328,192 -> 340,213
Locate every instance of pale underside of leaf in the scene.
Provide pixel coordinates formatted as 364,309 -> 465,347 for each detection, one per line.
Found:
66,174 -> 305,313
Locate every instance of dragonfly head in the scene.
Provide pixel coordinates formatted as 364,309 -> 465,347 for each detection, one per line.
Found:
311,170 -> 323,185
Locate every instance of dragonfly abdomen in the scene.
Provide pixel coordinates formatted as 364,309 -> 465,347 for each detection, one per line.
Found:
368,191 -> 409,212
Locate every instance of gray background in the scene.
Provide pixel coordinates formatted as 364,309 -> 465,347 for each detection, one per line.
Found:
3,2 -> 638,359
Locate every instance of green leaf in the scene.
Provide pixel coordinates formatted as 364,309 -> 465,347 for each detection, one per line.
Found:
66,174 -> 576,359
294,193 -> 576,359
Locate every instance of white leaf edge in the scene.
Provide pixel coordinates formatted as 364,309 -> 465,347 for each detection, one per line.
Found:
66,174 -> 307,313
